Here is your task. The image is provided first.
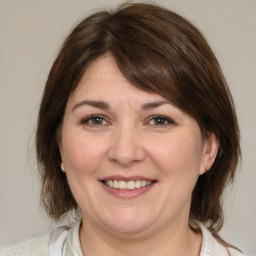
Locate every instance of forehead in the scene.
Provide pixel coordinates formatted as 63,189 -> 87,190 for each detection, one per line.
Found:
68,54 -> 167,105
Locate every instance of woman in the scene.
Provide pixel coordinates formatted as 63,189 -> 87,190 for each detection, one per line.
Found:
0,3 -> 252,256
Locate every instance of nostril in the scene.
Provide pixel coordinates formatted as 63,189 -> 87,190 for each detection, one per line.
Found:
108,145 -> 146,166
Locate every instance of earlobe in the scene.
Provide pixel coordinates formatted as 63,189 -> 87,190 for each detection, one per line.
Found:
60,162 -> 65,172
58,143 -> 65,172
199,134 -> 219,175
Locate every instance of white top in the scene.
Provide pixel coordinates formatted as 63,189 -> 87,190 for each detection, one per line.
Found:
0,221 -> 254,256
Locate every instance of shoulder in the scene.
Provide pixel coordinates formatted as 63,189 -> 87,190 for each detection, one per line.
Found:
213,238 -> 252,256
227,247 -> 255,256
198,222 -> 254,256
0,232 -> 50,256
214,239 -> 254,256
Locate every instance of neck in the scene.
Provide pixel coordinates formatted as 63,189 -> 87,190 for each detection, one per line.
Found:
79,219 -> 202,256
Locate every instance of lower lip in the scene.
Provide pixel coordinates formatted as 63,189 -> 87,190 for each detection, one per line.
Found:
101,182 -> 156,199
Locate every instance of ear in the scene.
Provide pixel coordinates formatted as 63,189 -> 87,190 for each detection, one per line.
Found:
58,140 -> 65,172
199,134 -> 219,175
57,125 -> 63,159
59,143 -> 64,162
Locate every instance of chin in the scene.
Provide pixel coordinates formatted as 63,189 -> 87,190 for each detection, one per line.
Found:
106,222 -> 153,237
100,209 -> 156,236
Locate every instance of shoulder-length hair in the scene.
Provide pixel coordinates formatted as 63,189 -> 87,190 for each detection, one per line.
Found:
36,3 -> 240,233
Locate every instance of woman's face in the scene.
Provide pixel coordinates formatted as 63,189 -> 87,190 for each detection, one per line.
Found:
60,54 -> 218,237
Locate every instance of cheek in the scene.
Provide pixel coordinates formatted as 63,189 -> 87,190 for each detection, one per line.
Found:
61,129 -> 106,175
147,132 -> 203,178
60,131 -> 107,209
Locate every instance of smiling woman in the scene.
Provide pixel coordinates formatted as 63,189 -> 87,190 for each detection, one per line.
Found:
0,2 -> 252,256
60,54 -> 215,241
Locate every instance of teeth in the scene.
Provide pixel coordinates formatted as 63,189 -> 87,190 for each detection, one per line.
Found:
119,181 -> 127,189
127,181 -> 135,190
105,180 -> 152,190
113,180 -> 118,189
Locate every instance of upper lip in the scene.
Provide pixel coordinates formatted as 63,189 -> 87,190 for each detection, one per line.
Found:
100,175 -> 156,182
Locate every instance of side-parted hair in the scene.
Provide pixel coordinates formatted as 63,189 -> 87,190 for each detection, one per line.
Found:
36,3 -> 240,233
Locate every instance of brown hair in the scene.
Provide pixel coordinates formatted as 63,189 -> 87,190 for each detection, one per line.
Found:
36,3 -> 240,233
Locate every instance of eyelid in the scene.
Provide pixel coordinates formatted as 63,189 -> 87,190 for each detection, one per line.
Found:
80,114 -> 175,128
146,114 -> 175,126
81,114 -> 110,126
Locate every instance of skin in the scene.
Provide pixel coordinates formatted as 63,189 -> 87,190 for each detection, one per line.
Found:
59,54 -> 219,256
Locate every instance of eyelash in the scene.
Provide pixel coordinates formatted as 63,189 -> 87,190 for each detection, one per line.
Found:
81,115 -> 109,126
146,115 -> 174,127
81,114 -> 174,128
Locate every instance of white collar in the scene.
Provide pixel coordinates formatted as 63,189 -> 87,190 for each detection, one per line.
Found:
49,221 -> 243,256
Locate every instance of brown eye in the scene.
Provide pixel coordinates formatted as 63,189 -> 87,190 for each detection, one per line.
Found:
82,115 -> 108,126
91,117 -> 104,125
154,117 -> 167,125
148,115 -> 174,126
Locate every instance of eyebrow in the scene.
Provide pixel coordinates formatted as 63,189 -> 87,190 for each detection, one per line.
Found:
141,101 -> 171,110
72,100 -> 171,112
72,100 -> 110,112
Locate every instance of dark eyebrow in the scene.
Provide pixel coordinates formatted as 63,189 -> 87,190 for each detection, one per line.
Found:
72,100 -> 171,112
141,101 -> 171,110
72,100 -> 110,112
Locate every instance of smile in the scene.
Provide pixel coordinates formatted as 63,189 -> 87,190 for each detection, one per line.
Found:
103,180 -> 154,190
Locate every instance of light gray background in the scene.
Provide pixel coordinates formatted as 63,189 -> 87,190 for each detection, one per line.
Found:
0,0 -> 255,254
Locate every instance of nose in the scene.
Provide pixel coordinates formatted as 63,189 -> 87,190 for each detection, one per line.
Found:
107,125 -> 146,167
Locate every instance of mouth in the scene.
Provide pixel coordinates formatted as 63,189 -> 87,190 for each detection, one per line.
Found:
100,176 -> 157,199
102,180 -> 155,190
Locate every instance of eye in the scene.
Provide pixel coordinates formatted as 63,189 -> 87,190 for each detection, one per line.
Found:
147,115 -> 174,126
81,115 -> 109,126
